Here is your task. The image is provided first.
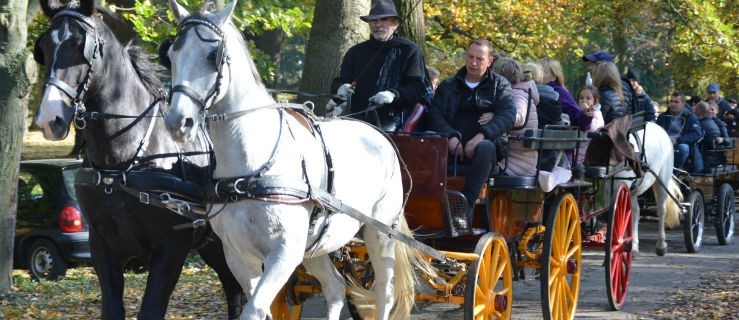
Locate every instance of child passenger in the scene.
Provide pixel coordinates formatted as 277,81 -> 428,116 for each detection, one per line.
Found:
576,85 -> 604,163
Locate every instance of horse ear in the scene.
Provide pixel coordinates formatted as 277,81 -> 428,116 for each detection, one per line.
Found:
39,0 -> 61,17
169,0 -> 190,23
212,0 -> 237,27
79,0 -> 95,16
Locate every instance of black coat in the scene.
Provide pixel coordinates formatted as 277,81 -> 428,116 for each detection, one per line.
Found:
599,86 -> 627,124
331,35 -> 427,127
427,67 -> 516,141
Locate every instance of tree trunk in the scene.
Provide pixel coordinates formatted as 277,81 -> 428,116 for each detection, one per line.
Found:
300,0 -> 370,113
0,0 -> 32,293
394,0 -> 425,54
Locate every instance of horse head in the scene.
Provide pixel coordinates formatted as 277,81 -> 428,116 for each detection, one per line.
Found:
163,0 -> 236,143
34,0 -> 102,140
164,0 -> 273,143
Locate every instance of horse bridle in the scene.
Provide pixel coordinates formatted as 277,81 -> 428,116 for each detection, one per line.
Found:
169,17 -> 230,113
35,10 -> 105,127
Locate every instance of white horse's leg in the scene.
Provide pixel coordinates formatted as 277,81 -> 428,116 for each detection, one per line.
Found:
302,255 -> 346,320
211,213 -> 263,301
240,207 -> 308,320
363,228 -> 396,320
631,192 -> 641,254
653,184 -> 669,256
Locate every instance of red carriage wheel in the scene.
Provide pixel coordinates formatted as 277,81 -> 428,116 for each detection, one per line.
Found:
605,183 -> 633,310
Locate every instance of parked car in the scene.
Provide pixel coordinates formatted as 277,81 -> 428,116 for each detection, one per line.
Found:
14,159 -> 89,280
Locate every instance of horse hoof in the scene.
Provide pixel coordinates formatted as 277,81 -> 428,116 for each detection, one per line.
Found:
656,248 -> 666,256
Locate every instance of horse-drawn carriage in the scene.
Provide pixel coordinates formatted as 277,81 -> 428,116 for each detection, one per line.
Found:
266,120 -> 645,319
662,138 -> 737,253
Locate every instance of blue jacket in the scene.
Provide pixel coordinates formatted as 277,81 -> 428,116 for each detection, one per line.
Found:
656,108 -> 703,145
636,92 -> 655,122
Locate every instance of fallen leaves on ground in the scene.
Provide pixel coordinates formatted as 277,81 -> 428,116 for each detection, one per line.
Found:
0,258 -> 228,319
637,268 -> 739,320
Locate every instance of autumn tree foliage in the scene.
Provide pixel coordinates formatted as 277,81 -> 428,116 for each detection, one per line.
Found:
422,0 -> 737,101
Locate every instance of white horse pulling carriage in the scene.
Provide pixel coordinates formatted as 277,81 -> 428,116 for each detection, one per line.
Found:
159,1 -> 691,319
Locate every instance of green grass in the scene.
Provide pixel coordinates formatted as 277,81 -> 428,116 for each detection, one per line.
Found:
21,126 -> 76,160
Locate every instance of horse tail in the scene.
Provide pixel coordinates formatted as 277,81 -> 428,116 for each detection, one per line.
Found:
664,176 -> 683,229
345,215 -> 436,320
388,215 -> 437,320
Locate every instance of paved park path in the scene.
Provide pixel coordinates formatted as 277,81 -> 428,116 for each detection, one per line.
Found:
299,214 -> 738,319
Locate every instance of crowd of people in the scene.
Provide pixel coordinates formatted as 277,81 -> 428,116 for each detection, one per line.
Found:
327,0 -> 737,210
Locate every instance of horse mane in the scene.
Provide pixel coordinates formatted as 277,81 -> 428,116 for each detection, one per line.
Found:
125,42 -> 165,97
90,7 -> 164,98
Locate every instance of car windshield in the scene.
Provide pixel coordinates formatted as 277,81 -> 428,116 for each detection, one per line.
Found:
62,168 -> 78,201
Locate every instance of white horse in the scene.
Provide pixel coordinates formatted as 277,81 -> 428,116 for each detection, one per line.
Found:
162,1 -> 429,319
621,121 -> 683,256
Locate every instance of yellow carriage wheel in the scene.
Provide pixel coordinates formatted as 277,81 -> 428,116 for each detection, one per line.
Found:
540,193 -> 581,320
464,232 -> 513,320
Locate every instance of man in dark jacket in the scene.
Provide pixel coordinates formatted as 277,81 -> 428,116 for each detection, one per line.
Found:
330,0 -> 428,132
657,92 -> 704,172
427,39 -> 516,210
582,51 -> 638,117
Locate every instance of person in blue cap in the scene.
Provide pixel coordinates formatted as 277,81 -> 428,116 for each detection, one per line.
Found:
706,82 -> 738,136
582,50 -> 639,121
330,0 -> 428,132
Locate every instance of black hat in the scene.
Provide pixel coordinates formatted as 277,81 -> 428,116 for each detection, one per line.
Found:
625,68 -> 640,83
360,0 -> 402,22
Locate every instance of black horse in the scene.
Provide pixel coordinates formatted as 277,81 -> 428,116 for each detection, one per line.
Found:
32,0 -> 244,319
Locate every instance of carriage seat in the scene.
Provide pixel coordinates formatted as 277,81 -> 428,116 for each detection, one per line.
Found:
492,126 -> 586,190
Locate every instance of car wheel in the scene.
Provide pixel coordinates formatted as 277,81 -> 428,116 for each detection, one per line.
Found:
26,239 -> 68,281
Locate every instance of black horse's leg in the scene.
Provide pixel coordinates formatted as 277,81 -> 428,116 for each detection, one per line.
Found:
89,229 -> 126,320
137,241 -> 190,320
197,234 -> 246,320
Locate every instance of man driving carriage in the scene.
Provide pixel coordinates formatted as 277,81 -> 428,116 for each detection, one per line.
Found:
426,39 -> 516,211
329,0 -> 429,132
657,91 -> 704,173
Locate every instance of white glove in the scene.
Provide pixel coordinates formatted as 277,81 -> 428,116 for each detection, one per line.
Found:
369,90 -> 395,105
337,83 -> 355,100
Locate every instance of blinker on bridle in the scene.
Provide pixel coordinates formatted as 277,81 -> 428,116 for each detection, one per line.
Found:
169,17 -> 230,113
41,10 -> 105,129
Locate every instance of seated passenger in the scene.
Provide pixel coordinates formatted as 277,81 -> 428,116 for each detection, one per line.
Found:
427,39 -> 516,209
696,101 -> 729,170
575,85 -> 604,164
656,92 -> 704,172
491,57 -> 539,176
708,100 -> 731,145
522,61 -> 562,172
